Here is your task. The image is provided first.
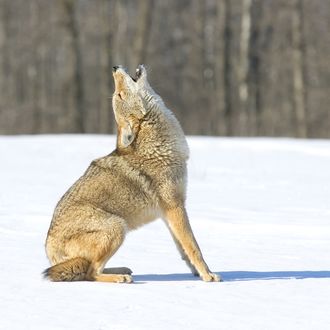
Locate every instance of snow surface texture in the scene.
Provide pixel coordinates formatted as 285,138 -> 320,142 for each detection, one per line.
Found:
1,135 -> 330,330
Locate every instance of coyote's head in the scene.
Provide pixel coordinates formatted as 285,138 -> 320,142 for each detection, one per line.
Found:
112,64 -> 156,149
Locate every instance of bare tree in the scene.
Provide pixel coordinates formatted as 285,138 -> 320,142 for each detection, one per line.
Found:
291,0 -> 307,138
61,0 -> 85,132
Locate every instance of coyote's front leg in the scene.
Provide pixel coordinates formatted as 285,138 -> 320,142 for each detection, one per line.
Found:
166,228 -> 199,276
165,206 -> 220,282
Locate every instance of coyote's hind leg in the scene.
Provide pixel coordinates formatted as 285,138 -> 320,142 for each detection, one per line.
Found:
62,211 -> 132,283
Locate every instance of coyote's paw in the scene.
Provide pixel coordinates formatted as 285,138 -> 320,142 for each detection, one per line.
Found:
117,274 -> 133,283
201,272 -> 221,282
94,273 -> 133,283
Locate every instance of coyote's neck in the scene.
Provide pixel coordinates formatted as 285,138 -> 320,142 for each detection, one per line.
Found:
134,99 -> 189,167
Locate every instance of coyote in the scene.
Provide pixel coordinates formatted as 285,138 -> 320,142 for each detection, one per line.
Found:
44,65 -> 220,283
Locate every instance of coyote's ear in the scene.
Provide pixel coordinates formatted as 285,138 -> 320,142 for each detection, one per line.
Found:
120,122 -> 135,148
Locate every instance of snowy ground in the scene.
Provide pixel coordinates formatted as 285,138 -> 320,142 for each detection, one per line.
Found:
1,135 -> 330,330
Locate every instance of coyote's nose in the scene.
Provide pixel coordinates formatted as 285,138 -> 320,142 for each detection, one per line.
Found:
112,66 -> 119,72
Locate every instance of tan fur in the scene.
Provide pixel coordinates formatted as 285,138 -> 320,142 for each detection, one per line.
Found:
44,65 -> 220,283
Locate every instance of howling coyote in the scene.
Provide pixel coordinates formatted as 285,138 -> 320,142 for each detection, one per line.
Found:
44,65 -> 220,283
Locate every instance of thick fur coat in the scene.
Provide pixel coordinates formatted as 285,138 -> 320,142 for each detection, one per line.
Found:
44,65 -> 220,283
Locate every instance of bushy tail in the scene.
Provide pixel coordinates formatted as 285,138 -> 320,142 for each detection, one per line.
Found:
43,257 -> 90,281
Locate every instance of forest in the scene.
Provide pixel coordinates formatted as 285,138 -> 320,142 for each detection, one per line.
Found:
0,0 -> 329,137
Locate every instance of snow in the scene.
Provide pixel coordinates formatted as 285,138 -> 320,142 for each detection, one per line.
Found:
1,135 -> 330,330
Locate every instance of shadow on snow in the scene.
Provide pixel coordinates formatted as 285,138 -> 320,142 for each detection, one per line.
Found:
133,271 -> 330,282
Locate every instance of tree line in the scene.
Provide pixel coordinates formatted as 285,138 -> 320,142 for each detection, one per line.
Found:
0,0 -> 329,138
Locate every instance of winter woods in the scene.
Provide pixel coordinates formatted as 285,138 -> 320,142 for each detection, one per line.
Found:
0,0 -> 329,137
